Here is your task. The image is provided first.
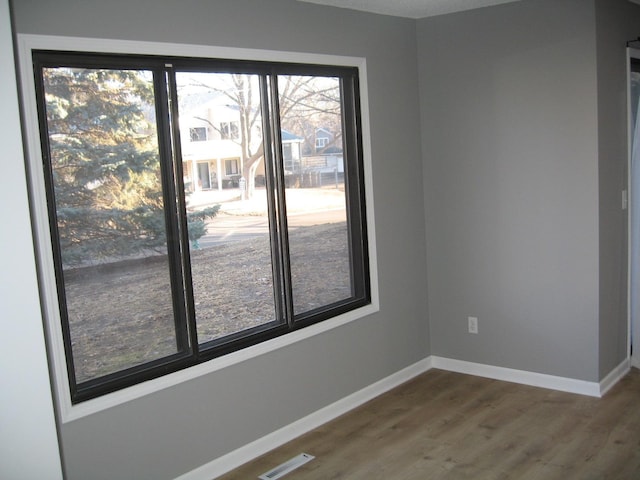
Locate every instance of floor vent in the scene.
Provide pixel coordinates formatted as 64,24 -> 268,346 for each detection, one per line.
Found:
258,453 -> 315,480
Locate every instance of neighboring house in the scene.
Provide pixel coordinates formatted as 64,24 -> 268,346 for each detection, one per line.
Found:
302,127 -> 344,175
281,129 -> 304,173
314,126 -> 333,152
180,99 -> 251,192
180,98 -> 304,191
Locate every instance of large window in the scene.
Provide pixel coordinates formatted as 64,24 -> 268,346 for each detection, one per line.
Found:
32,51 -> 370,403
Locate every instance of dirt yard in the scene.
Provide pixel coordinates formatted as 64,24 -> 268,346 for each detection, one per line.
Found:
63,222 -> 351,383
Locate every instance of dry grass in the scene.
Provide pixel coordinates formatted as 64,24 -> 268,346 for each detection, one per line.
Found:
63,222 -> 350,382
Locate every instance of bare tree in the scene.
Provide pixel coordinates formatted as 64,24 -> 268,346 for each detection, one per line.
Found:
179,73 -> 342,198
278,75 -> 342,156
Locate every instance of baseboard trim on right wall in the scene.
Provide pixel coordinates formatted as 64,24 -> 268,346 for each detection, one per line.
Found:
599,358 -> 631,396
430,356 -> 604,397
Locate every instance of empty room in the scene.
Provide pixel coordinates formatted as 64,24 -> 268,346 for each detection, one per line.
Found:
2,0 -> 640,478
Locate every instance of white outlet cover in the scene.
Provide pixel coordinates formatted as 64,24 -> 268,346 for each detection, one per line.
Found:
468,316 -> 478,334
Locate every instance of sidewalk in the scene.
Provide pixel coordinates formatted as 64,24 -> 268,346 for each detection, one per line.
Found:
188,187 -> 346,216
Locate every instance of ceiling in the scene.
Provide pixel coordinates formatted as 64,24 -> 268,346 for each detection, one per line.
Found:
296,0 -> 523,19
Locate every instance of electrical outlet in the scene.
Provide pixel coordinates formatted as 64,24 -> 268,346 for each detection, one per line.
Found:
468,316 -> 478,334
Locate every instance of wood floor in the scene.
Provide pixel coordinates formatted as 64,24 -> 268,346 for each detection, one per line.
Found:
217,368 -> 640,480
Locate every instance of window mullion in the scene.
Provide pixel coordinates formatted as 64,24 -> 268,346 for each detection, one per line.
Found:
260,73 -> 288,327
156,65 -> 199,356
265,73 -> 295,327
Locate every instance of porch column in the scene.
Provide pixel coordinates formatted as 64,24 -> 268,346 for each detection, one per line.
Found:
191,159 -> 199,191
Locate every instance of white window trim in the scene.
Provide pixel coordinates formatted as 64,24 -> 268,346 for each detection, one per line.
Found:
17,34 -> 379,423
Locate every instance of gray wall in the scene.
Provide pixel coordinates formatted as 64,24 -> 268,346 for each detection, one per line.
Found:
418,0 -> 603,381
12,1 -> 428,478
0,0 -> 63,477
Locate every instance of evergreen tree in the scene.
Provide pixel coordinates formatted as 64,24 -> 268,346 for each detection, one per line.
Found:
44,67 -> 217,266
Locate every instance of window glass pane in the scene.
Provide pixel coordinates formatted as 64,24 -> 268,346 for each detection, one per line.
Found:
176,72 -> 278,343
278,75 -> 352,315
41,67 -> 180,383
190,127 -> 207,142
631,68 -> 640,131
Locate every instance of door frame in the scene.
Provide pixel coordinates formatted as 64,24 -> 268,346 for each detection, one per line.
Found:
628,47 -> 640,369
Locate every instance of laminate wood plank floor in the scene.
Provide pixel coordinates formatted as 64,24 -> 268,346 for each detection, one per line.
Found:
217,368 -> 640,480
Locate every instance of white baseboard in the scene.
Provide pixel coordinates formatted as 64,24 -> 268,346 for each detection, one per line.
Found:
177,355 -> 632,479
175,358 -> 432,480
600,358 -> 630,396
430,356 -> 601,397
632,355 -> 640,369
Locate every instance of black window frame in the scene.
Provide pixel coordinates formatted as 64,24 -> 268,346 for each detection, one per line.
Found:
32,50 -> 370,404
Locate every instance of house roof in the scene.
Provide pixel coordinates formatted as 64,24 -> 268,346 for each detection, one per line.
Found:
320,146 -> 343,155
281,129 -> 304,142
